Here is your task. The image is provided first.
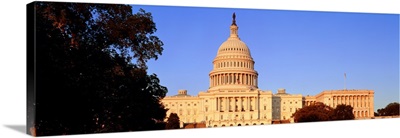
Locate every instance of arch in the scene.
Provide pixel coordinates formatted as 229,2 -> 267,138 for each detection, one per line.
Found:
222,124 -> 226,127
261,123 -> 264,125
238,124 -> 242,126
230,124 -> 233,126
245,124 -> 249,126
213,125 -> 217,127
253,123 -> 257,125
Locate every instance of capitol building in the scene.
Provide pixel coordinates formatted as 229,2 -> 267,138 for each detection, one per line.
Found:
161,13 -> 375,128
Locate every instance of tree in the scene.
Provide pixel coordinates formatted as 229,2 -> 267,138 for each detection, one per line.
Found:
29,2 -> 167,136
331,104 -> 355,120
292,102 -> 334,122
165,113 -> 181,129
376,102 -> 400,116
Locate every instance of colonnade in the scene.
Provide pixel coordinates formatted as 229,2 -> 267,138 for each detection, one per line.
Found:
332,95 -> 370,108
332,95 -> 372,118
210,73 -> 257,87
214,96 -> 259,112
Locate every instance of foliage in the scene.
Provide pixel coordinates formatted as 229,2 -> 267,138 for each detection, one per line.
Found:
292,103 -> 357,122
165,113 -> 181,129
331,104 -> 355,120
292,102 -> 334,122
376,102 -> 400,116
30,1 -> 167,136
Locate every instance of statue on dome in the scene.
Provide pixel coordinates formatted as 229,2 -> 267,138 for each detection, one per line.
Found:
232,12 -> 236,25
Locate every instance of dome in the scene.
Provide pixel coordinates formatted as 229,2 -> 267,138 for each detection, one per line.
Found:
217,39 -> 251,56
208,12 -> 259,92
215,13 -> 251,57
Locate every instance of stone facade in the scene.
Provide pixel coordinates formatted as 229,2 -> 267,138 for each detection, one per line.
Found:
161,13 -> 374,128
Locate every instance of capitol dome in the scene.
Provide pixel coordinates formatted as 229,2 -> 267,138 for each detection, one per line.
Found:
208,13 -> 258,91
217,39 -> 251,57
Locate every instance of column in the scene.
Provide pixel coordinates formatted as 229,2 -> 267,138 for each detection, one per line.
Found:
241,74 -> 244,85
239,97 -> 242,112
333,96 -> 336,107
225,74 -> 227,84
226,97 -> 228,111
216,97 -> 218,111
217,97 -> 219,112
360,95 -> 363,108
217,74 -> 219,85
363,95 -> 367,108
220,74 -> 222,85
247,97 -> 250,111
250,75 -> 252,86
235,97 -> 237,111
246,74 -> 248,85
213,75 -> 215,86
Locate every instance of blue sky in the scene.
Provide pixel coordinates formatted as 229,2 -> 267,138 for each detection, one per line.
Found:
131,5 -> 399,111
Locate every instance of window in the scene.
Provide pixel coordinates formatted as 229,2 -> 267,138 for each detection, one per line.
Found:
264,106 -> 266,110
283,102 -> 285,104
290,108 -> 292,112
180,104 -> 182,106
206,100 -> 208,102
188,104 -> 190,106
290,102 -> 292,104
172,104 -> 175,106
194,104 -> 197,106
166,104 -> 168,106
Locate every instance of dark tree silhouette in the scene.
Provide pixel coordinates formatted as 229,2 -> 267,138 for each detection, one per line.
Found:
28,1 -> 167,136
292,102 -> 334,122
376,102 -> 400,116
165,113 -> 181,129
331,104 -> 355,120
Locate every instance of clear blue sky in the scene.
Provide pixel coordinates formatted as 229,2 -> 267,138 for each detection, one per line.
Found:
131,5 -> 399,111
